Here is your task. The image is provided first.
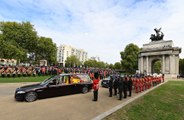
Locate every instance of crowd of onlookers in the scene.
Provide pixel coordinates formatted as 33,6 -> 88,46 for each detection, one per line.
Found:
0,65 -> 114,79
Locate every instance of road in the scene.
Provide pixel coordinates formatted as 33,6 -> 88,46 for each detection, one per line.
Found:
0,82 -> 136,120
0,83 -> 30,97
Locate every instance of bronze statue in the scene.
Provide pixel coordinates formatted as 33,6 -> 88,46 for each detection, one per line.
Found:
150,27 -> 164,41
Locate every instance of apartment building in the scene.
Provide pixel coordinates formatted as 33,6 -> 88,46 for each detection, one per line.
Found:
57,45 -> 88,66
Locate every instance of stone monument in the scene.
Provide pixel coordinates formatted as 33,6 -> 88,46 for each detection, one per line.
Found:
138,28 -> 181,78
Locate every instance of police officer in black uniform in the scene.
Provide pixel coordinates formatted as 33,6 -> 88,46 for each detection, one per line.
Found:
127,75 -> 133,97
118,77 -> 124,100
113,75 -> 119,96
123,76 -> 128,98
109,75 -> 113,97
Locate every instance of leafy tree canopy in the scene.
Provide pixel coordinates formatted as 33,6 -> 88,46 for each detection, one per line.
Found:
84,59 -> 109,68
36,37 -> 57,65
0,21 -> 57,64
65,55 -> 81,67
153,60 -> 161,74
120,43 -> 140,74
114,62 -> 122,70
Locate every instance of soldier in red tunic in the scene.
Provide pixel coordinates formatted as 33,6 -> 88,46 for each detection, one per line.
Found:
135,78 -> 139,93
92,72 -> 100,101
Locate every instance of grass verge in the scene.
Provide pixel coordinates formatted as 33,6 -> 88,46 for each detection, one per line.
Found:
104,81 -> 184,120
0,76 -> 50,83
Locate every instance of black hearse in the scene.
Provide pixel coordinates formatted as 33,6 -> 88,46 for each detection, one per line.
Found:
15,73 -> 92,102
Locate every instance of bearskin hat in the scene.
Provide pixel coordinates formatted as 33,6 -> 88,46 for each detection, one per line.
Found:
94,72 -> 99,79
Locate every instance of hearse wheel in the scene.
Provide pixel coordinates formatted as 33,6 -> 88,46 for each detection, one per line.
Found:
82,87 -> 88,94
25,92 -> 37,102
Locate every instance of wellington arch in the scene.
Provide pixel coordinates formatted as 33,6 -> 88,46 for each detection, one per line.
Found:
138,28 -> 181,78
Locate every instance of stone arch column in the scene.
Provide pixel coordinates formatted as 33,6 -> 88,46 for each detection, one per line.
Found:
162,55 -> 165,73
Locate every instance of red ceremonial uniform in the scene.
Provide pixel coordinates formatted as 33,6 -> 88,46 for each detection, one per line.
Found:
139,78 -> 143,92
93,79 -> 100,91
93,78 -> 100,101
135,78 -> 139,93
132,78 -> 135,90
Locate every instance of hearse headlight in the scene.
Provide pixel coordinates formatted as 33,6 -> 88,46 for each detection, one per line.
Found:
17,91 -> 26,94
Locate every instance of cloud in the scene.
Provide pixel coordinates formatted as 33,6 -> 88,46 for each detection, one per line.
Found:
0,0 -> 184,63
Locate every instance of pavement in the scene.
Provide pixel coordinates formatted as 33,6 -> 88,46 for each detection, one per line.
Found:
0,81 -> 168,120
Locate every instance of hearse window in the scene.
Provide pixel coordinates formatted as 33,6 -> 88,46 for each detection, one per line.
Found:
56,76 -> 62,85
41,76 -> 56,85
49,76 -> 61,85
70,75 -> 80,84
77,74 -> 91,82
62,75 -> 70,84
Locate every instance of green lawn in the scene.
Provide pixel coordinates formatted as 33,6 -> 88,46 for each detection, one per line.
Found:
0,76 -> 51,83
104,81 -> 184,120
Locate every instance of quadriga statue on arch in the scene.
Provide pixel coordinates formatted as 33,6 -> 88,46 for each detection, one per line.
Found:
150,27 -> 164,41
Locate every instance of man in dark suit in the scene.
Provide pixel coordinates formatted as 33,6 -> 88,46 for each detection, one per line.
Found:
127,76 -> 133,97
123,76 -> 128,98
118,77 -> 124,100
113,76 -> 119,96
109,76 -> 113,97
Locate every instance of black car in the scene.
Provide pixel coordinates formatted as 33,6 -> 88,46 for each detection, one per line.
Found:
101,76 -> 110,88
15,73 -> 92,102
178,74 -> 184,78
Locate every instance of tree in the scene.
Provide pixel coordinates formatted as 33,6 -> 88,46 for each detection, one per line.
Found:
84,59 -> 108,68
153,60 -> 161,73
0,22 -> 38,52
0,21 -> 57,65
108,64 -> 114,69
0,21 -> 38,62
65,55 -> 81,67
96,61 -> 106,68
84,59 -> 97,68
0,34 -> 5,58
0,33 -> 25,59
35,37 -> 57,65
120,43 -> 140,74
114,62 -> 122,70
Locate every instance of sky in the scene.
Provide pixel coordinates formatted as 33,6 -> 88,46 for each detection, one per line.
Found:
0,0 -> 184,64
